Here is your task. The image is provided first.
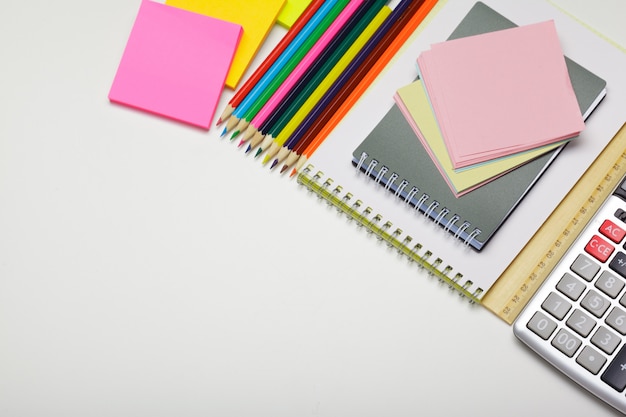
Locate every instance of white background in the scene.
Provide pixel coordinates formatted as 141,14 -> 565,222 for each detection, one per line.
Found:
1,1 -> 625,416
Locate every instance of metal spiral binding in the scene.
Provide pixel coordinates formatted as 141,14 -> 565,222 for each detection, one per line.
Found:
355,152 -> 483,249
297,164 -> 484,303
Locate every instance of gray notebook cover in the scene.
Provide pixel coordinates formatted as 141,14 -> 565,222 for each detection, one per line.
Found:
351,1 -> 607,251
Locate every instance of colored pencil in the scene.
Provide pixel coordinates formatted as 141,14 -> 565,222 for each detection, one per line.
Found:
253,0 -> 387,155
260,5 -> 392,168
237,0 -> 365,143
289,0 -> 438,176
230,0 -> 351,140
216,0 -> 325,126
272,0 -> 388,165
247,0 -> 384,150
284,0 -> 419,167
264,7 -> 391,167
224,0 -> 343,137
238,0 -> 373,146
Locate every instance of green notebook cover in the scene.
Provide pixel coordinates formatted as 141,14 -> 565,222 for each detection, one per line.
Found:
351,1 -> 606,251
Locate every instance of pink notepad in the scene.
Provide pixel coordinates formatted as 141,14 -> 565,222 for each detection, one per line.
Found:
109,0 -> 242,129
417,20 -> 584,169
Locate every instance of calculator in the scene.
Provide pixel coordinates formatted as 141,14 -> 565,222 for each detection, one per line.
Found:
514,172 -> 626,414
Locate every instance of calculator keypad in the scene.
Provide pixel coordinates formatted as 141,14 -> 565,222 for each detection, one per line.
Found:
514,175 -> 626,415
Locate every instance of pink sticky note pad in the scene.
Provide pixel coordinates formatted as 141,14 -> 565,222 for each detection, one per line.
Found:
418,20 -> 584,169
109,0 -> 242,129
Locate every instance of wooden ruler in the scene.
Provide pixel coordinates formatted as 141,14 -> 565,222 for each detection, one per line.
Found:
482,123 -> 626,324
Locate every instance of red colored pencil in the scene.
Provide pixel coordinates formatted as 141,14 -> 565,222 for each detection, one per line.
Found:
216,0 -> 326,126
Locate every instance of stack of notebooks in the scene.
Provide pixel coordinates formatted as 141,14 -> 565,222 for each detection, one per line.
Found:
351,2 -> 606,252
297,0 -> 626,306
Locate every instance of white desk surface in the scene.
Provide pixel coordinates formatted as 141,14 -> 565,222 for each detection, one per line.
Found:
1,1 -> 624,416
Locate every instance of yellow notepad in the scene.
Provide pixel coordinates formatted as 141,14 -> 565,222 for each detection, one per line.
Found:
277,0 -> 312,28
166,0 -> 285,89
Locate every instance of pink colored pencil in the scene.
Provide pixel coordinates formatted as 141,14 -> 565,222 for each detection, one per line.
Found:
240,0 -> 365,141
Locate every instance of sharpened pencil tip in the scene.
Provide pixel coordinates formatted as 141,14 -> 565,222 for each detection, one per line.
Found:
230,130 -> 240,141
216,117 -> 222,126
289,168 -> 297,178
245,144 -> 252,153
237,139 -> 245,148
254,148 -> 263,158
280,165 -> 289,174
270,159 -> 278,170
220,127 -> 227,137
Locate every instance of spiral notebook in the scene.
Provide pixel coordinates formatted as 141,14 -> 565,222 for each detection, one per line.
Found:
297,0 -> 626,301
352,59 -> 605,251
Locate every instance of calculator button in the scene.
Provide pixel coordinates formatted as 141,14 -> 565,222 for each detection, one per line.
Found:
581,290 -> 611,318
542,292 -> 572,320
600,219 -> 626,243
527,311 -> 557,340
602,345 -> 626,392
551,328 -> 582,357
566,309 -> 596,337
591,326 -> 621,355
609,251 -> 626,279
576,345 -> 607,375
595,270 -> 625,298
556,272 -> 586,301
585,234 -> 615,263
606,307 -> 626,335
571,254 -> 601,281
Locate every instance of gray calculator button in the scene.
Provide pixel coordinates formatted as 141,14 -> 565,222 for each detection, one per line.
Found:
591,326 -> 621,355
595,270 -> 624,298
542,292 -> 572,320
571,254 -> 601,281
566,309 -> 596,337
581,290 -> 611,318
576,345 -> 607,375
606,307 -> 626,335
527,311 -> 557,340
557,272 -> 586,300
551,328 -> 582,357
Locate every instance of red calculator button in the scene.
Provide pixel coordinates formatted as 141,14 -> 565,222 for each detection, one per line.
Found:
585,234 -> 615,263
600,219 -> 626,243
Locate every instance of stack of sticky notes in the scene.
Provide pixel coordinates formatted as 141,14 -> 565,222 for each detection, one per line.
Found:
396,20 -> 585,196
109,0 -> 289,129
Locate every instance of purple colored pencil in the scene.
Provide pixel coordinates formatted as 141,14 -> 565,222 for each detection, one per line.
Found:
281,0 -> 415,154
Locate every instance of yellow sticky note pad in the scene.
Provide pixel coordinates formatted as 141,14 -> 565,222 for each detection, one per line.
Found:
277,0 -> 312,28
166,0 -> 285,89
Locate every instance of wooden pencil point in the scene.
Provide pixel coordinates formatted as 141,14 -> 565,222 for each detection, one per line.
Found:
218,104 -> 234,126
230,130 -> 240,140
264,142 -> 280,161
249,131 -> 266,149
241,125 -> 257,143
224,115 -> 240,133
